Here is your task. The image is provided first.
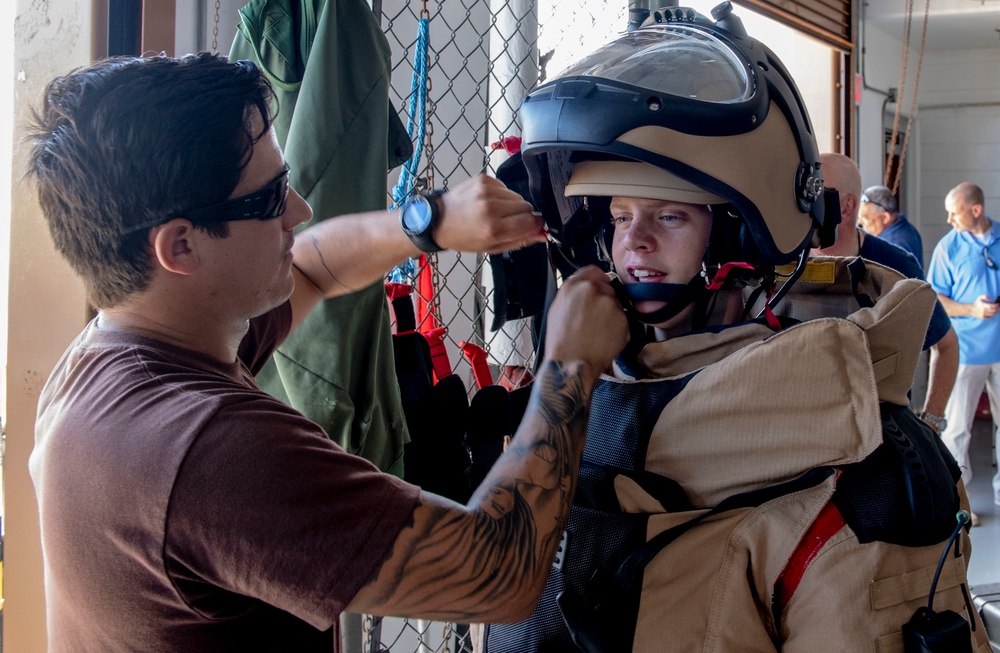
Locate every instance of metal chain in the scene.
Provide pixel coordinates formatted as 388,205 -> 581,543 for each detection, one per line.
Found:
884,0 -> 913,187
892,0 -> 931,196
419,0 -> 443,324
441,621 -> 454,653
211,0 -> 222,53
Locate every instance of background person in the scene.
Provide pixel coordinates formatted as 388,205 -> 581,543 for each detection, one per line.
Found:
927,181 -> 1000,522
815,153 -> 958,439
27,53 -> 629,652
857,184 -> 925,268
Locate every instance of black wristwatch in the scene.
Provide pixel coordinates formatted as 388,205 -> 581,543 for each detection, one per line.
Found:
400,190 -> 445,253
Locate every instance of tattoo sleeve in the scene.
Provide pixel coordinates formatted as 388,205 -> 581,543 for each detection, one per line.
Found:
350,359 -> 593,621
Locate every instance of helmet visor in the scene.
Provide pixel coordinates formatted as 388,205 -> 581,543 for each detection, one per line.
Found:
552,26 -> 753,103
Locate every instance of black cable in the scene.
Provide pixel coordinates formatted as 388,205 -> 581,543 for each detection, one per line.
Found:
927,510 -> 970,614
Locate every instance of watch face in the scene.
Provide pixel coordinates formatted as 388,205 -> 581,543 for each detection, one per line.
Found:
402,196 -> 433,233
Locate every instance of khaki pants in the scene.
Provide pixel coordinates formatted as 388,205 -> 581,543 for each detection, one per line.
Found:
942,361 -> 1000,504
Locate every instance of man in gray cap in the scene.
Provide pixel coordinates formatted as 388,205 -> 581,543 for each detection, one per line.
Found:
858,184 -> 925,269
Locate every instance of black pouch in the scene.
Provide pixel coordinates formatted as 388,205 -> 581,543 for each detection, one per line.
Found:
488,245 -> 550,331
902,606 -> 973,653
834,403 -> 962,547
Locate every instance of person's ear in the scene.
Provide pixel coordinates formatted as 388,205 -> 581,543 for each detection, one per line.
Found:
842,193 -> 858,222
150,219 -> 199,275
973,203 -> 985,219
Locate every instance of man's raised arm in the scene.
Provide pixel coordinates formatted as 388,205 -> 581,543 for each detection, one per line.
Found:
287,175 -> 546,331
346,266 -> 629,623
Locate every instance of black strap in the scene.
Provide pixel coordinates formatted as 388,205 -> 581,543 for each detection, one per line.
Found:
622,276 -> 709,325
847,257 -> 876,309
557,467 -> 835,653
612,467 -> 835,595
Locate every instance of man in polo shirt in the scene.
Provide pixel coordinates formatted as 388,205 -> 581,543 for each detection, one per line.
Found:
928,181 -> 1000,523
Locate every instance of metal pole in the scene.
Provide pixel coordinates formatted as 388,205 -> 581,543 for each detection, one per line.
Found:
484,0 -> 539,373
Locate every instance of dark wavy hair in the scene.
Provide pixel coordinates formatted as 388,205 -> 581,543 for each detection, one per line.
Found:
27,52 -> 275,308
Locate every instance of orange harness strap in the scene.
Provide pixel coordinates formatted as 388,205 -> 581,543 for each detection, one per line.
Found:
774,500 -> 847,611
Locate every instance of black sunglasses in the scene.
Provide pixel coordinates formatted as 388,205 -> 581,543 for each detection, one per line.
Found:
984,245 -> 997,270
124,165 -> 291,234
860,193 -> 893,213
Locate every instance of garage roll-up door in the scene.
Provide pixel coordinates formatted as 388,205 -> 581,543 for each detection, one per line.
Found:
736,0 -> 853,51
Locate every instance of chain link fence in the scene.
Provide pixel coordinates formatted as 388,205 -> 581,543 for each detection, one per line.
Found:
366,1 -> 628,650
380,0 -> 628,391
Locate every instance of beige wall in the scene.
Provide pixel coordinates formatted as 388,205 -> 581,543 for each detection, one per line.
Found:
918,47 -> 1000,266
6,1 -> 92,651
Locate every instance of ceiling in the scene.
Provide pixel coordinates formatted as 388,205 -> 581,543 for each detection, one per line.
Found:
863,0 -> 1000,51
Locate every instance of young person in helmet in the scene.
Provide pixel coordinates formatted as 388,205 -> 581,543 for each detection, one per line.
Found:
482,5 -> 986,652
562,158 -> 748,343
608,195 -> 715,336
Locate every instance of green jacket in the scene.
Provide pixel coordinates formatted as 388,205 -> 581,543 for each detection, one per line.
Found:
231,0 -> 411,476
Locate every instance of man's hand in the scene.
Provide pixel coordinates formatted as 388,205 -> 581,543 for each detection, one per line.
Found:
971,295 -> 999,319
543,266 -> 630,383
434,175 -> 546,254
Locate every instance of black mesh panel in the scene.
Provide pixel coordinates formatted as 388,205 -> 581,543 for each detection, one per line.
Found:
485,375 -> 694,652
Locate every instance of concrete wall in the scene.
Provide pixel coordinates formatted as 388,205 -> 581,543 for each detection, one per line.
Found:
6,3 -> 93,651
856,21 -> 917,217
856,23 -> 1000,269
918,47 -> 1000,265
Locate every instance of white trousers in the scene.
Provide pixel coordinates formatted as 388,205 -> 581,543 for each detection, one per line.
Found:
941,362 -> 1000,504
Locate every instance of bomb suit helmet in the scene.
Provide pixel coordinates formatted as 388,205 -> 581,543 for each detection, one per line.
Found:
519,3 -> 837,295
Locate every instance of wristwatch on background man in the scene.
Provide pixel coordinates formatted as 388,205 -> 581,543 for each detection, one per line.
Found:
400,190 -> 445,253
918,411 -> 947,433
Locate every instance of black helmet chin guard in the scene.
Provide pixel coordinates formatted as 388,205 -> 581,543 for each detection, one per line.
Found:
519,4 -> 838,284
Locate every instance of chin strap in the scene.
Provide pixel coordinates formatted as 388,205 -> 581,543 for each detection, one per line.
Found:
621,261 -> 759,325
622,280 -> 703,325
611,261 -> 766,375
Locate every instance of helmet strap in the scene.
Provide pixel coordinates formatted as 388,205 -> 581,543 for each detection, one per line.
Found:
622,276 -> 708,325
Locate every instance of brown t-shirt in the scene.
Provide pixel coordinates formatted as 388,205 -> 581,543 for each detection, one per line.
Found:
30,304 -> 420,652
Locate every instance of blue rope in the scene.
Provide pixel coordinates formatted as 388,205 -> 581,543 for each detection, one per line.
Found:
389,17 -> 430,284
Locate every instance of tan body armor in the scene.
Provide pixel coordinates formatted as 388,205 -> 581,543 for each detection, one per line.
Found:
484,258 -> 989,652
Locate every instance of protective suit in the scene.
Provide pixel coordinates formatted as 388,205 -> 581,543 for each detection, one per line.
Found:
486,258 -> 987,651
483,5 -> 988,651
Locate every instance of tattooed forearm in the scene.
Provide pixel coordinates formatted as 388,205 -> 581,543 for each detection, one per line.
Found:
350,359 -> 593,621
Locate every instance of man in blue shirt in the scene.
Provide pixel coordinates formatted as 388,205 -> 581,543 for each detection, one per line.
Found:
858,185 -> 925,269
928,181 -> 1000,518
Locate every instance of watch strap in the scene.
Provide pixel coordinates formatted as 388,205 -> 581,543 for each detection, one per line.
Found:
402,191 -> 445,253
917,411 -> 947,432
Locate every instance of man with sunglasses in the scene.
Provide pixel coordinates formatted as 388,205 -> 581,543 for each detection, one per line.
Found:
858,184 -> 925,269
27,53 -> 630,652
928,181 -> 1000,526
